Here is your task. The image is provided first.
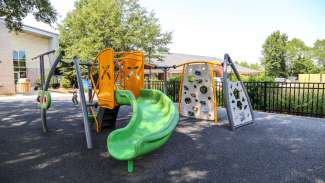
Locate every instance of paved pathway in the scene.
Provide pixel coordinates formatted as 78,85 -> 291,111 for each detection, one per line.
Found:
0,97 -> 325,183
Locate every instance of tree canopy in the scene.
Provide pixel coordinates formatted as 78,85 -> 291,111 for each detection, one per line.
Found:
261,31 -> 324,78
313,39 -> 325,70
0,0 -> 57,31
261,31 -> 288,77
286,38 -> 317,76
59,0 -> 172,63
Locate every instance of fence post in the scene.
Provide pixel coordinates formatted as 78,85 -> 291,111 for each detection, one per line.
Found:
147,77 -> 151,89
264,82 -> 267,112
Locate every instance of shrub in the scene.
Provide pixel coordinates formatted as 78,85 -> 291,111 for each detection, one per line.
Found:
60,76 -> 71,88
167,76 -> 181,82
241,72 -> 274,82
35,76 -> 60,89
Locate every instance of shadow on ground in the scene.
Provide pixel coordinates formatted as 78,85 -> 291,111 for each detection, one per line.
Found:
0,98 -> 325,183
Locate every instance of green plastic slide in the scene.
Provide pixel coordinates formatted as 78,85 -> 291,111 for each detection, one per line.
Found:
107,89 -> 179,172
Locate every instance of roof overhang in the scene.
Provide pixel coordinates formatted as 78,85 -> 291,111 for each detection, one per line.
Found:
22,24 -> 58,38
0,18 -> 58,38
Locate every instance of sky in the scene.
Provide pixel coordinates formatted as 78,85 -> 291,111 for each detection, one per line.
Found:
23,0 -> 325,63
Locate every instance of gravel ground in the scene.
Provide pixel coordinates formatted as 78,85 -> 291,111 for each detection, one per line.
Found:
0,96 -> 325,183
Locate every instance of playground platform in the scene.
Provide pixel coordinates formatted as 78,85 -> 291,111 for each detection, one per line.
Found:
0,97 -> 325,183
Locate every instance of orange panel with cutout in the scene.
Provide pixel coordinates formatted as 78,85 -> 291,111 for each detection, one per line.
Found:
120,51 -> 144,97
97,48 -> 115,109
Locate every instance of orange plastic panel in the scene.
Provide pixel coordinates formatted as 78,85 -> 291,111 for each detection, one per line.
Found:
120,51 -> 144,97
97,48 -> 115,109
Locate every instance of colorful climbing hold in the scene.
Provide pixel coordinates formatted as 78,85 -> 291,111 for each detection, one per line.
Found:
200,86 -> 208,94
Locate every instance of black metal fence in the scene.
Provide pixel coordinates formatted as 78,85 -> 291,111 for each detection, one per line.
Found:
144,80 -> 325,118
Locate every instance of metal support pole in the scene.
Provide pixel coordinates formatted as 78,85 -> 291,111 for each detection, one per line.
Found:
73,57 -> 93,149
163,68 -> 168,94
40,56 -> 48,132
87,65 -> 92,101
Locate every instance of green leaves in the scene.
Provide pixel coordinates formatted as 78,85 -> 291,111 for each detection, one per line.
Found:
0,0 -> 57,31
286,38 -> 317,76
262,31 -> 288,78
59,0 -> 172,63
313,39 -> 325,70
262,31 -> 323,78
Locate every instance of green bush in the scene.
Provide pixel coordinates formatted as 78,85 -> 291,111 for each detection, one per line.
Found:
60,76 -> 71,88
241,72 -> 274,82
35,76 -> 60,89
167,76 -> 181,82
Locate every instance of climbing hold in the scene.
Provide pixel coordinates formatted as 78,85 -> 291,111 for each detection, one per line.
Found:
200,100 -> 206,105
201,107 -> 209,113
188,111 -> 194,116
237,101 -> 243,110
188,75 -> 194,82
185,97 -> 191,104
192,106 -> 199,112
190,93 -> 196,98
194,70 -> 201,76
194,85 -> 197,89
233,88 -> 240,99
200,86 -> 208,94
208,96 -> 212,100
37,91 -> 52,110
184,85 -> 189,90
196,79 -> 203,84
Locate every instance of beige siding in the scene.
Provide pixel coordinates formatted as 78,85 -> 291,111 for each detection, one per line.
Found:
0,23 -> 54,94
0,23 -> 15,94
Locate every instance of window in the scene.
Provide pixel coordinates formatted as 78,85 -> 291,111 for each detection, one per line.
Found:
13,50 -> 27,83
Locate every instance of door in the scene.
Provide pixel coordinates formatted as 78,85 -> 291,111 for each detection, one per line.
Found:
14,72 -> 19,84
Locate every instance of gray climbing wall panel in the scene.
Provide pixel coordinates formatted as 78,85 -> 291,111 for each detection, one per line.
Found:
227,81 -> 253,126
223,53 -> 254,129
180,63 -> 216,120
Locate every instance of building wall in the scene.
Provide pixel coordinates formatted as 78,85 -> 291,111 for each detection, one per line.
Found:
0,23 -> 57,94
299,74 -> 325,83
0,23 -> 15,94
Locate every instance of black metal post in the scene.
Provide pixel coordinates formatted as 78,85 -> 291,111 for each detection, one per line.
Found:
163,68 -> 168,94
264,82 -> 267,112
40,55 -> 48,132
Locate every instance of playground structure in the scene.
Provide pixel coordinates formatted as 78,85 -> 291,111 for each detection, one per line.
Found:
34,48 -> 254,172
223,54 -> 255,128
34,48 -> 179,172
89,48 -> 179,172
178,61 -> 220,123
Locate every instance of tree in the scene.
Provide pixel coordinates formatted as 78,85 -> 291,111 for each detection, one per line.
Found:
0,0 -> 57,31
313,39 -> 325,70
59,0 -> 172,63
286,38 -> 317,76
261,31 -> 288,78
